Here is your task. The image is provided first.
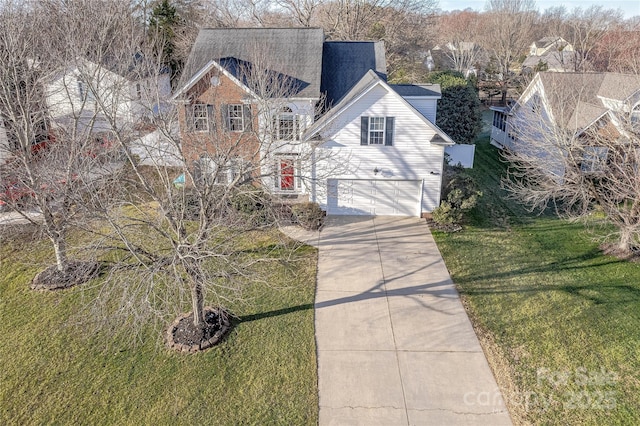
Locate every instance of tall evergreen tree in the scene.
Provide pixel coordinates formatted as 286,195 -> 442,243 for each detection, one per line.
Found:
426,71 -> 482,144
149,0 -> 181,79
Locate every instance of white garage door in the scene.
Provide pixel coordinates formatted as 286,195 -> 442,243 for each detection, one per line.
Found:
327,179 -> 422,216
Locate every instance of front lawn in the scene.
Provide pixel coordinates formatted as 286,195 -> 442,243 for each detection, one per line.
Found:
434,138 -> 640,424
0,226 -> 318,424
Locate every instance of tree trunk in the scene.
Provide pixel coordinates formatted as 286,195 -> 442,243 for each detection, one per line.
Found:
617,229 -> 633,254
190,280 -> 205,326
51,235 -> 68,272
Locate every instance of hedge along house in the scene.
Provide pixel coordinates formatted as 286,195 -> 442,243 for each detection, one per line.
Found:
173,28 -> 454,216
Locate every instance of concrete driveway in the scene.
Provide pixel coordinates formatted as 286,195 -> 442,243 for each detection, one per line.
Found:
315,216 -> 512,425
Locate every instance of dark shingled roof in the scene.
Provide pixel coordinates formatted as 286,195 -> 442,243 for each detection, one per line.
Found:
389,84 -> 441,97
320,41 -> 387,106
179,28 -> 325,98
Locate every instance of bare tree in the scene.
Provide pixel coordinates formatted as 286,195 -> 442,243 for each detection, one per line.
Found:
62,22 -> 332,348
591,20 -> 640,75
0,0 -> 119,288
277,0 -> 323,26
502,74 -> 640,255
479,0 -> 538,103
435,10 -> 486,75
565,5 -> 623,72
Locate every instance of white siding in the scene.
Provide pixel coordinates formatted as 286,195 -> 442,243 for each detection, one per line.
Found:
314,84 -> 445,214
403,97 -> 438,123
46,64 -> 136,133
260,98 -> 318,194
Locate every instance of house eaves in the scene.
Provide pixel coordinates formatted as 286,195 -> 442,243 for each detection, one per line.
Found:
303,69 -> 454,145
171,59 -> 259,101
179,28 -> 324,99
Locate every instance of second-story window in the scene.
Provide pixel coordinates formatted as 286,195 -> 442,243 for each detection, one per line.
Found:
360,116 -> 394,146
77,78 -> 95,103
227,104 -> 244,131
276,107 -> 298,140
193,104 -> 209,131
368,117 -> 385,145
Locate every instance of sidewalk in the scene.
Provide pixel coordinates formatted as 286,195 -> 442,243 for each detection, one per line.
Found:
315,216 -> 512,425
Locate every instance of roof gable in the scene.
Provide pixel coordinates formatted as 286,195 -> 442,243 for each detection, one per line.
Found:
178,28 -> 325,99
519,72 -> 640,132
304,70 -> 453,145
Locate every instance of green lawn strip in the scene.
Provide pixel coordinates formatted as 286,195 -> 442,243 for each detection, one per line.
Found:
433,138 -> 640,424
0,228 -> 318,425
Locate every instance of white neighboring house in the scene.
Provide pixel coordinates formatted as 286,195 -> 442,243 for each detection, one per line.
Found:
305,70 -> 453,216
491,72 -> 640,175
45,58 -> 171,134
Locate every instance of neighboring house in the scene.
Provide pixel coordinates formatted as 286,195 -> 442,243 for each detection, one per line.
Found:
172,28 -> 454,217
522,36 -> 576,73
46,58 -> 171,134
491,72 -> 640,173
431,42 -> 481,78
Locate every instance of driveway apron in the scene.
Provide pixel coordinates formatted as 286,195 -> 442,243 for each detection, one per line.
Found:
315,216 -> 512,425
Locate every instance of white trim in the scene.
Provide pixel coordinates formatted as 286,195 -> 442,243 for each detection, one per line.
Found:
303,71 -> 454,145
172,60 -> 259,100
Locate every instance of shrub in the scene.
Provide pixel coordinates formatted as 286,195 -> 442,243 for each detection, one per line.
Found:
291,202 -> 324,230
230,185 -> 279,227
425,70 -> 482,144
230,185 -> 268,215
433,166 -> 482,225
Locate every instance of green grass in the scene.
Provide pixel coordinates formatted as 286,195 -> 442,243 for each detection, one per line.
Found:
0,226 -> 318,425
434,137 -> 640,425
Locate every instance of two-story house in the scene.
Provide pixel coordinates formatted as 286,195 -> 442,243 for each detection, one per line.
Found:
46,57 -> 171,135
172,28 -> 454,217
522,36 -> 576,73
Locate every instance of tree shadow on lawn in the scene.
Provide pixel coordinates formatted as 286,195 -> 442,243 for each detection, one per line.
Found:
455,248 -> 640,306
239,303 -> 314,323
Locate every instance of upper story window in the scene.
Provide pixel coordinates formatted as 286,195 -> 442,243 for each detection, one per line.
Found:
77,78 -> 95,103
275,107 -> 300,141
227,104 -> 244,131
360,116 -> 394,146
193,103 -> 210,132
135,82 -> 142,100
369,117 -> 385,144
186,103 -> 214,132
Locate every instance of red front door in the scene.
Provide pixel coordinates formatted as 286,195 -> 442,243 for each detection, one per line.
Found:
280,160 -> 294,190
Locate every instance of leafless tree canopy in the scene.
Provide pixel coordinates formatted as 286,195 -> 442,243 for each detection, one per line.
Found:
502,76 -> 640,253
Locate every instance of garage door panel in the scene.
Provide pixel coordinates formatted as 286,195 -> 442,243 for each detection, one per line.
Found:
327,179 -> 421,216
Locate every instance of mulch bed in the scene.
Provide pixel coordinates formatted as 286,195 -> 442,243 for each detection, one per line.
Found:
166,307 -> 231,353
600,243 -> 640,262
425,218 -> 463,233
30,260 -> 100,291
